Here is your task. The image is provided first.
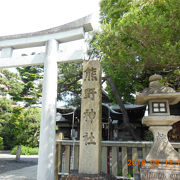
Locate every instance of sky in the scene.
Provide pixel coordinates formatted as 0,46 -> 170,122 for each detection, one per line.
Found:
0,0 -> 101,57
0,0 -> 100,36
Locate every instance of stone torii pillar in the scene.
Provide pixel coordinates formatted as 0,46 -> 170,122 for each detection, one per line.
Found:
0,16 -> 93,180
38,39 -> 59,180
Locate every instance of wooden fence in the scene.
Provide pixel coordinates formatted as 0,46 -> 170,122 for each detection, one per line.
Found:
54,140 -> 180,180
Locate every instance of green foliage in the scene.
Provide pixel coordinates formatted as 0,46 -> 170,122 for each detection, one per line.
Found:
117,167 -> 133,177
11,145 -> 38,155
0,97 -> 15,149
0,65 -> 41,148
57,62 -> 82,106
0,64 -> 42,106
117,168 -> 122,176
17,65 -> 43,106
144,130 -> 154,141
90,0 -> 180,102
23,107 -> 41,147
16,60 -> 82,106
87,31 -> 103,60
0,57 -> 82,149
1,107 -> 26,149
0,102 -> 41,149
0,69 -> 24,98
127,168 -> 133,178
0,96 -> 14,113
0,137 -> 3,149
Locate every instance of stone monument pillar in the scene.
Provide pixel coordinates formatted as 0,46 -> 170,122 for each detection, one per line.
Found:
79,60 -> 102,174
66,60 -> 116,180
136,74 -> 180,180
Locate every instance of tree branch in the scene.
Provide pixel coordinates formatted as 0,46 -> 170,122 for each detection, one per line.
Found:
106,76 -> 140,140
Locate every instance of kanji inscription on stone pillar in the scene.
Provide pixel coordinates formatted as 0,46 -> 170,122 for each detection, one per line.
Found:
79,60 -> 102,174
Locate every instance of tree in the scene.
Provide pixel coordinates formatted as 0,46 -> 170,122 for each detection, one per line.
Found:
0,105 -> 41,149
1,106 -> 41,160
16,55 -> 83,107
87,0 -> 180,140
0,69 -> 24,149
0,62 -> 42,149
23,107 -> 41,147
57,62 -> 83,106
91,0 -> 180,103
0,52 -> 83,151
105,76 -> 140,140
0,69 -> 24,99
0,97 -> 14,149
17,61 -> 43,106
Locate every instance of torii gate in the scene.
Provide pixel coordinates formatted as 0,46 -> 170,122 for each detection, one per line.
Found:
0,15 -> 93,180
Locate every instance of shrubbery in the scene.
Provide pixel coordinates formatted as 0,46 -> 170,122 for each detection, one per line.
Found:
0,137 -> 3,149
0,103 -> 41,149
11,145 -> 39,155
117,168 -> 133,178
144,130 -> 154,141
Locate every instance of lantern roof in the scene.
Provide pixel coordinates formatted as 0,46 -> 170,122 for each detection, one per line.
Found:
136,74 -> 180,105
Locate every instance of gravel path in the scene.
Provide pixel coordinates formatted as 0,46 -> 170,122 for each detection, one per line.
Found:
0,151 -> 38,179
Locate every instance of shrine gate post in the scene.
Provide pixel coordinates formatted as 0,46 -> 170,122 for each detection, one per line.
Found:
0,16 -> 93,180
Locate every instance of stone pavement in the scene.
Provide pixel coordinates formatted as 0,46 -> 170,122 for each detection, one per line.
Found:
0,165 -> 37,180
0,151 -> 38,180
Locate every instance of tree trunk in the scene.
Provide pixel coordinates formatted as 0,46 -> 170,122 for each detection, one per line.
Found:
106,76 -> 140,140
16,145 -> 21,161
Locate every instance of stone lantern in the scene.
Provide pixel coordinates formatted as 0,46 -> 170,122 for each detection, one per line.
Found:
136,74 -> 180,179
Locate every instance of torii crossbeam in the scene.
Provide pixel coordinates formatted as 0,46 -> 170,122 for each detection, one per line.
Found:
0,15 -> 93,180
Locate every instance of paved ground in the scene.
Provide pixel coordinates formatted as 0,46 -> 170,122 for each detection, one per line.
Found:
0,151 -> 38,180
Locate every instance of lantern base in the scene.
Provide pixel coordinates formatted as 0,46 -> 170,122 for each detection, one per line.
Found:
140,163 -> 180,180
146,126 -> 180,162
61,171 -> 117,180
